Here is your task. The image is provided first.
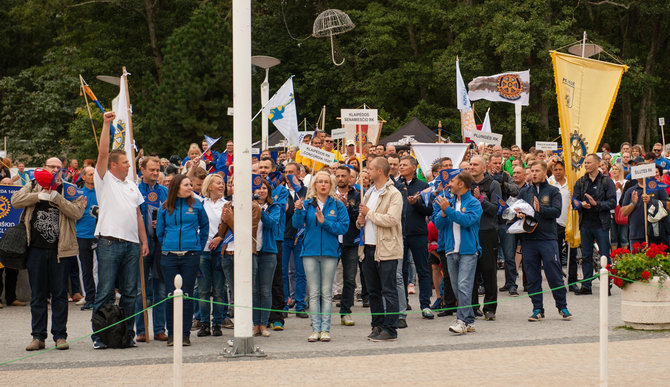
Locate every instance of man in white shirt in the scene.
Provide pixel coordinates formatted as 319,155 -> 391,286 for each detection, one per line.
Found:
548,160 -> 577,290
91,111 -> 149,349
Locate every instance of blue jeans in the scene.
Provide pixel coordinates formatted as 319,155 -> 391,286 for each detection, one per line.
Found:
361,246 -> 398,336
221,252 -> 234,303
339,245 -> 359,315
162,252 -> 199,337
579,226 -> 611,291
610,215 -> 629,248
403,235 -> 432,309
499,224 -> 517,289
92,238 -> 140,342
135,244 -> 166,336
252,252 -> 277,327
26,248 -> 70,341
522,239 -> 567,312
198,250 -> 228,327
446,252 -> 477,325
303,256 -> 338,332
282,238 -> 306,311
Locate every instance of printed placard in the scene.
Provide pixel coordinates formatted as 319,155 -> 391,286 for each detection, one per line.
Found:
660,117 -> 665,126
252,148 -> 260,155
535,141 -> 558,151
469,131 -> 502,146
0,185 -> 22,237
299,144 -> 337,165
631,164 -> 656,179
331,128 -> 347,140
340,109 -> 378,125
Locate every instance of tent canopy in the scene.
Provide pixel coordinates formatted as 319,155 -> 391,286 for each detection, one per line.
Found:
379,117 -> 441,145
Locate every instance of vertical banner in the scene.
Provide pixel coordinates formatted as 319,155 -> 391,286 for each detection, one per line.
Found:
341,109 -> 381,152
0,185 -> 23,237
552,51 -> 627,247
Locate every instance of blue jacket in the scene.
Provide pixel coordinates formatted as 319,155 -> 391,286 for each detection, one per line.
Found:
431,191 -> 482,256
272,184 -> 289,241
138,181 -> 169,248
518,180 -> 562,240
259,202 -> 281,254
215,150 -> 232,174
76,186 -> 98,239
156,197 -> 209,252
292,196 -> 349,258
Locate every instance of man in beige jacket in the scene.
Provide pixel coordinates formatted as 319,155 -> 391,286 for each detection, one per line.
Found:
357,157 -> 403,342
12,157 -> 86,351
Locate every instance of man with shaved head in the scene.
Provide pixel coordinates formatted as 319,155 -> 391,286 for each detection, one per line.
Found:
12,156 -> 86,351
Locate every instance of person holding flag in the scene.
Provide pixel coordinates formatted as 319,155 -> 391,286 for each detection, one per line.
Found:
75,166 -> 98,312
621,174 -> 670,246
201,135 -> 221,174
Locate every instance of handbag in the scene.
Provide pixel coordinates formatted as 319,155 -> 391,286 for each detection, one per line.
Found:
614,205 -> 628,226
0,222 -> 28,270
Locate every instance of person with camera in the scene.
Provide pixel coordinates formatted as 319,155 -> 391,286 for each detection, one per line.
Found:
12,157 -> 86,351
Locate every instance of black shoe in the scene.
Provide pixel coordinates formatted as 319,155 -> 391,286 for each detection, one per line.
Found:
478,286 -> 485,295
362,299 -> 370,308
509,288 -> 520,296
288,300 -> 296,308
191,319 -> 201,331
212,325 -> 222,336
406,304 -> 412,311
336,302 -> 341,307
568,284 -> 579,292
197,326 -> 211,337
333,294 -> 342,301
437,309 -> 454,317
167,336 -> 174,346
295,310 -> 309,318
370,330 -> 397,342
497,261 -> 505,270
367,326 -> 382,340
81,303 -> 94,311
398,319 -> 408,329
473,308 -> 484,317
183,336 -> 191,346
281,312 -> 288,318
484,311 -> 496,321
575,287 -> 592,295
498,285 -> 509,292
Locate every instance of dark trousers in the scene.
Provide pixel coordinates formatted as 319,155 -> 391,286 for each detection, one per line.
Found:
358,260 -> 368,301
438,251 -> 458,307
77,238 -> 97,304
162,252 -> 199,337
340,245 -> 359,315
361,246 -> 398,335
472,230 -> 498,313
26,247 -> 70,341
68,252 -> 81,295
578,226 -> 611,290
269,242 -> 285,325
0,267 -> 19,304
403,234 -> 432,310
556,225 -> 577,268
522,239 -> 567,312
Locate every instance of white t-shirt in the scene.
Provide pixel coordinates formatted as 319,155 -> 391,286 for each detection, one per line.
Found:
203,197 -> 226,252
447,198 -> 462,254
256,203 -> 266,251
548,176 -> 570,227
94,169 -> 144,243
364,186 -> 382,245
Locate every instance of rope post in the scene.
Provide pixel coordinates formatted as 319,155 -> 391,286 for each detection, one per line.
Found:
173,275 -> 183,387
599,256 -> 608,387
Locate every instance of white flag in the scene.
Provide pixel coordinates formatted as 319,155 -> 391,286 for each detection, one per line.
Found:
263,77 -> 300,146
456,59 -> 471,111
468,70 -> 530,106
111,75 -> 135,181
481,110 -> 492,133
411,143 -> 470,176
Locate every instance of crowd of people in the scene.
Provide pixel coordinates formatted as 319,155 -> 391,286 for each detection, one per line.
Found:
9,110 -> 670,350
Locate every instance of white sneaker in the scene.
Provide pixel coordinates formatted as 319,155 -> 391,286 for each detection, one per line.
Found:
308,332 -> 320,342
449,319 -> 467,335
75,298 -> 86,306
341,315 -> 355,326
466,323 -> 476,332
319,331 -> 331,342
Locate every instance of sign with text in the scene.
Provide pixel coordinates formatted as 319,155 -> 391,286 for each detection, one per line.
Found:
631,164 -> 656,179
660,117 -> 665,126
299,144 -> 337,165
535,141 -> 558,151
469,131 -> 502,146
340,109 -> 378,125
0,185 -> 22,237
331,128 -> 347,140
252,148 -> 260,155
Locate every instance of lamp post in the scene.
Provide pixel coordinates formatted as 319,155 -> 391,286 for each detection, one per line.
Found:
251,56 -> 280,150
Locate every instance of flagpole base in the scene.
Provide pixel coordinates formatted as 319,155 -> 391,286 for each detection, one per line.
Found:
222,337 -> 266,358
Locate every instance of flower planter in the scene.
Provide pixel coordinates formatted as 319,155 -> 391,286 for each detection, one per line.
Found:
621,277 -> 670,330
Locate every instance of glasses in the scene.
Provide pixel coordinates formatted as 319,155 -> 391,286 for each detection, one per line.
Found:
324,140 -> 333,143
654,149 -> 662,152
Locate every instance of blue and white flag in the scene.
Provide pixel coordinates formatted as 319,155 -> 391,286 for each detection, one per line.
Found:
111,71 -> 135,181
252,174 -> 263,191
263,77 -> 300,146
204,134 -> 221,150
63,182 -> 83,201
481,109 -> 492,133
353,228 -> 364,246
222,229 -> 234,245
456,59 -> 471,111
286,174 -> 302,192
646,178 -> 670,192
496,194 -> 508,215
438,169 -> 463,185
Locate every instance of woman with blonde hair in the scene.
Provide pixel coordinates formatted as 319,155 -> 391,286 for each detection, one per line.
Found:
610,162 -> 628,250
293,170 -> 349,342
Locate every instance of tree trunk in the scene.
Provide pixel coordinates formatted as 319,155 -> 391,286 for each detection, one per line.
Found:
621,94 -> 633,142
145,0 -> 163,82
635,16 -> 661,147
407,25 -> 427,100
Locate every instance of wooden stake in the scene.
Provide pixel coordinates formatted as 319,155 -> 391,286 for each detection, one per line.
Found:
644,181 -> 648,244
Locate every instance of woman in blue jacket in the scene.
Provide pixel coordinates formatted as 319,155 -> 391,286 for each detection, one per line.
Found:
253,179 -> 281,337
157,174 -> 209,346
293,170 -> 349,342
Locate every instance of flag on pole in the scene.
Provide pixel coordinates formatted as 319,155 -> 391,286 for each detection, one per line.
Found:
467,70 -> 531,106
343,122 -> 383,152
646,178 -> 670,192
204,135 -> 220,150
496,195 -> 508,215
263,77 -> 300,146
63,182 -> 84,201
438,169 -> 464,185
111,74 -> 135,182
80,76 -> 106,114
411,143 -> 470,178
552,51 -> 627,247
456,59 -> 477,138
481,109 -> 492,133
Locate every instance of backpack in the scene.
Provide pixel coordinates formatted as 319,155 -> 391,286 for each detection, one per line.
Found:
92,304 -> 133,348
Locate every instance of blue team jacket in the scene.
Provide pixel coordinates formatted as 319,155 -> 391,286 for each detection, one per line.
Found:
157,197 -> 209,252
259,202 -> 281,254
292,196 -> 349,258
431,191 -> 483,256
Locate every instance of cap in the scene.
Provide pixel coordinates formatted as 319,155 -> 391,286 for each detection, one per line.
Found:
346,139 -> 355,146
631,156 -> 645,164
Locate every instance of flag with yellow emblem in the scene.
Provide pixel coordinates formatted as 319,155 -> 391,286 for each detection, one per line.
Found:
551,51 -> 627,247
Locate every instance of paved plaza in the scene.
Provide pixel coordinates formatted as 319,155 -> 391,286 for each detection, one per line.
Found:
2,271 -> 669,385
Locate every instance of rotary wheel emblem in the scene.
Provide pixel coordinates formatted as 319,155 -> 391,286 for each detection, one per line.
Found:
0,196 -> 10,219
497,73 -> 523,101
569,130 -> 588,170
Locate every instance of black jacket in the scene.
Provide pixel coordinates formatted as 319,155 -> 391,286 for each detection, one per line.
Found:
492,170 -> 519,200
283,184 -> 308,240
392,175 -> 409,235
518,180 -> 562,240
471,173 -> 502,231
399,174 -> 432,236
573,172 -> 616,229
340,187 -> 361,247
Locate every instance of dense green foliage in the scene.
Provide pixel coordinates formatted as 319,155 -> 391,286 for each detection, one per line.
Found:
1,0 -> 668,164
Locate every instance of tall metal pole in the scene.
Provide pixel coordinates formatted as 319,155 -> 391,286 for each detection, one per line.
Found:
599,256 -> 608,386
581,31 -> 587,58
515,103 -> 522,147
261,68 -> 270,150
225,0 -> 262,357
172,275 -> 183,387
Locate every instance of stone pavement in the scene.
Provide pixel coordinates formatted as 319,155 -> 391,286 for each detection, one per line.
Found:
2,271 -> 669,385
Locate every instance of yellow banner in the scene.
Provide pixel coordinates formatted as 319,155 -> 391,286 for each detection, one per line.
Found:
551,51 -> 627,247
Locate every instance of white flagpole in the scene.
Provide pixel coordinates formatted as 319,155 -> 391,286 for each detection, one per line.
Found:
515,103 -> 522,147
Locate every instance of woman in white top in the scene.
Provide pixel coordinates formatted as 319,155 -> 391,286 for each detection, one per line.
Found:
610,162 -> 628,249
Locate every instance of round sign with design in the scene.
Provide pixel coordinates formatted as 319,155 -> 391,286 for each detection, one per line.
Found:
569,130 -> 588,170
0,196 -> 10,219
497,73 -> 524,101
147,192 -> 158,203
66,185 -> 77,197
